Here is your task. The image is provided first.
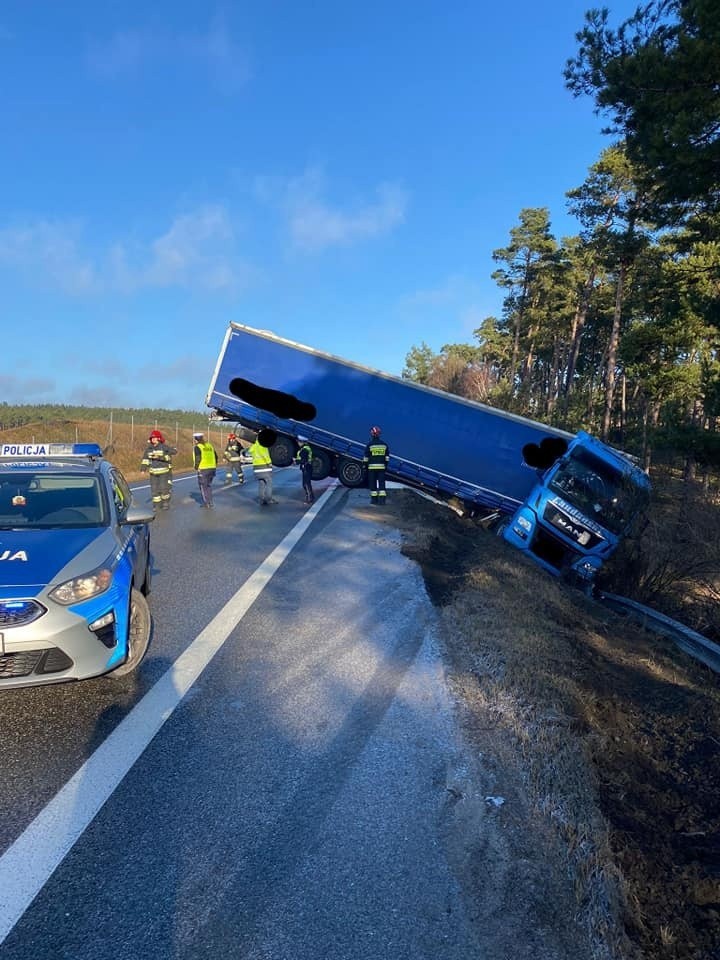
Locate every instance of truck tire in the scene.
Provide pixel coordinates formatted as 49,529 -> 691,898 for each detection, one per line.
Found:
311,449 -> 331,480
270,434 -> 295,467
107,588 -> 152,679
337,456 -> 365,488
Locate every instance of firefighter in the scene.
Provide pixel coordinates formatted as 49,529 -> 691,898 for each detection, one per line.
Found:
193,432 -> 218,509
140,429 -> 177,510
294,437 -> 315,504
363,425 -> 389,505
223,432 -> 245,485
249,434 -> 275,505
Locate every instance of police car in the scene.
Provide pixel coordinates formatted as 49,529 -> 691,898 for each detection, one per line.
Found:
0,442 -> 154,689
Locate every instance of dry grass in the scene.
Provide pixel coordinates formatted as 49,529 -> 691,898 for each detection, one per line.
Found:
600,475 -> 720,642
390,490 -> 720,960
441,563 -> 631,959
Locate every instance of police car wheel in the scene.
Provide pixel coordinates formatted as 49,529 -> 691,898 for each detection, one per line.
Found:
107,588 -> 151,678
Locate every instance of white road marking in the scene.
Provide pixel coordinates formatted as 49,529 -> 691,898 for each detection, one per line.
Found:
0,483 -> 338,943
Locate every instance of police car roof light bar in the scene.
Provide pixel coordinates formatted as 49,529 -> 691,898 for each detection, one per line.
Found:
0,442 -> 104,459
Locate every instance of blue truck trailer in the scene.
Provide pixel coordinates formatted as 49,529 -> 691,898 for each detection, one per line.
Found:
205,323 -> 650,584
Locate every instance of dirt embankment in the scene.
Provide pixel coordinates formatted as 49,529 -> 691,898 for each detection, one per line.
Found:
380,490 -> 720,960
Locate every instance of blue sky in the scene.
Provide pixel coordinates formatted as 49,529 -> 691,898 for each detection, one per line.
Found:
0,1 -> 638,411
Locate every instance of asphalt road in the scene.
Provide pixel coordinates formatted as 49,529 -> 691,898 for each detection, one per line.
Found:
0,468 -> 484,960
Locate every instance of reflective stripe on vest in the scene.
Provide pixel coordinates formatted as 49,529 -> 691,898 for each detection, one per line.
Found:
365,442 -> 388,468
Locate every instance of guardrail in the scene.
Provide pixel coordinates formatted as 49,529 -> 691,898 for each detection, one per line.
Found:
597,591 -> 720,675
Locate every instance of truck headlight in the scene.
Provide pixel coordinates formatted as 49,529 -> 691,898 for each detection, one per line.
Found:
516,515 -> 532,532
49,566 -> 113,605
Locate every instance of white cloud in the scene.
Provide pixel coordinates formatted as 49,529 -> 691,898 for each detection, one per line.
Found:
118,206 -> 243,291
195,15 -> 250,95
67,384 -> 130,407
257,168 -> 408,253
0,206 -> 252,296
0,374 -> 56,405
87,14 -> 250,94
397,274 -> 496,336
0,221 -> 98,295
49,353 -> 214,408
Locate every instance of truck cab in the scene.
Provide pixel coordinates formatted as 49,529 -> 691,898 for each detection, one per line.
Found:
504,431 -> 650,585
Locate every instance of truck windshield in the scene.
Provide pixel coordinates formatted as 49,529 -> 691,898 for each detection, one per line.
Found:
547,449 -> 647,536
0,472 -> 105,528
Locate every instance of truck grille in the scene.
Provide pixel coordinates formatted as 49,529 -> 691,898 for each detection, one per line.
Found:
0,648 -> 74,679
543,503 -> 605,550
0,599 -> 46,628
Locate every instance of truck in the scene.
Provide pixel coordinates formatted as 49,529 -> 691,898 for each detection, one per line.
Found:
205,323 -> 651,585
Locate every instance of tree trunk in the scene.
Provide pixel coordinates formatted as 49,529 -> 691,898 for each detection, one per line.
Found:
601,262 -> 626,441
547,336 -> 561,419
641,399 -> 652,472
564,265 -> 596,401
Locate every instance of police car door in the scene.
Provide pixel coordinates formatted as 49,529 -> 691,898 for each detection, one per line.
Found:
110,468 -> 149,585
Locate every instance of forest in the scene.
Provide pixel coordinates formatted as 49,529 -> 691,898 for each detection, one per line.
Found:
0,403 -> 206,432
402,1 -> 720,489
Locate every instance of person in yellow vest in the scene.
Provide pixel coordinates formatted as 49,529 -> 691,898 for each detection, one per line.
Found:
192,432 -> 218,509
249,433 -> 276,506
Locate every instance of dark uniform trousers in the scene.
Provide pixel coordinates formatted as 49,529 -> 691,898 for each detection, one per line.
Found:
364,441 -> 389,503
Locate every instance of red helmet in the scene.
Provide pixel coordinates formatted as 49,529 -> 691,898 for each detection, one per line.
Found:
228,432 -> 236,440
149,430 -> 164,442
370,425 -> 381,437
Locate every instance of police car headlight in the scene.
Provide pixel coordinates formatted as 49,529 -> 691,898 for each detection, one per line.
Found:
49,566 -> 113,605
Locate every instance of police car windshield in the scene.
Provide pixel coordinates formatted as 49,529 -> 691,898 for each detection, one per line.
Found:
0,471 -> 106,528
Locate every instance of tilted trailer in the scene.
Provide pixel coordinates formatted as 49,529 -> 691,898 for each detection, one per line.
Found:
206,323 -> 650,584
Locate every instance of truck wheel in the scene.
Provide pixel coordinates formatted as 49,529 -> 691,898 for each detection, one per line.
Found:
270,434 -> 295,467
311,450 -> 331,480
107,588 -> 152,678
337,456 -> 365,488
